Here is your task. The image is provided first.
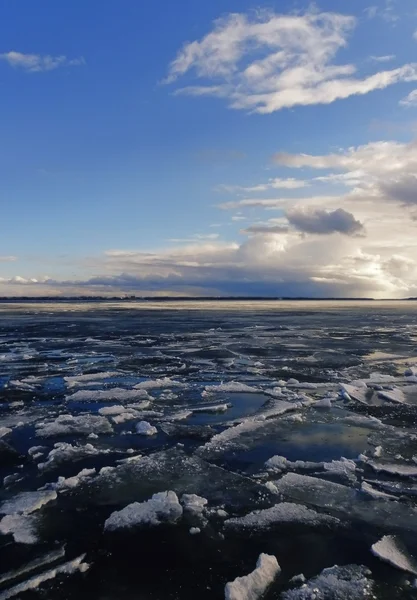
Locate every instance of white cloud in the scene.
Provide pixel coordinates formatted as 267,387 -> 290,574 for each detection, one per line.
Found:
168,233 -> 220,243
400,89 -> 417,107
217,178 -> 308,194
165,10 -> 416,114
0,255 -> 17,262
369,55 -> 396,62
413,29 -> 417,41
0,51 -> 85,72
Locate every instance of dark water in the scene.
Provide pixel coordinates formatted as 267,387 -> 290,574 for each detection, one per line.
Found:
1,301 -> 417,599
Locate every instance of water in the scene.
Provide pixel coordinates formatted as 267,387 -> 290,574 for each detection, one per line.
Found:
0,300 -> 417,599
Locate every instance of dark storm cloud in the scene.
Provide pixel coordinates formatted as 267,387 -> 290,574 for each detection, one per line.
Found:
286,207 -> 365,236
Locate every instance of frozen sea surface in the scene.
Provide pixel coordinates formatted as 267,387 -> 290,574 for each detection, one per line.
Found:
1,300 -> 417,599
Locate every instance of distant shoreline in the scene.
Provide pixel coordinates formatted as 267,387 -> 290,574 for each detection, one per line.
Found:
0,296 -> 416,303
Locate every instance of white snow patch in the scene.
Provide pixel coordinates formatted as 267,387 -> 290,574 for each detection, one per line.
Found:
372,535 -> 417,575
136,421 -> 157,436
224,553 -> 280,600
104,491 -> 183,531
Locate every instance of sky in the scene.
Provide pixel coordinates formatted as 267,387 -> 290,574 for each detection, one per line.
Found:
1,0 -> 417,298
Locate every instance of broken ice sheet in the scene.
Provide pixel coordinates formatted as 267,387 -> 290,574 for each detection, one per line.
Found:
35,414 -> 113,437
371,535 -> 417,575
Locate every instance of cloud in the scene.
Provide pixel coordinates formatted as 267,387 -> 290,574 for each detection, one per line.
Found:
218,195 -> 342,210
286,207 -> 365,236
165,9 -> 416,114
369,55 -> 396,62
400,89 -> 417,107
168,233 -> 220,243
365,1 -> 399,23
379,175 -> 417,205
242,224 -> 290,234
217,178 -> 308,194
414,30 -> 417,41
0,51 -> 85,72
0,256 -> 17,262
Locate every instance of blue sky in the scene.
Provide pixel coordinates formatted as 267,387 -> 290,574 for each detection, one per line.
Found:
1,0 -> 417,297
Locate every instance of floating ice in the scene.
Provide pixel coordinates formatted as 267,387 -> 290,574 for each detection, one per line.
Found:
368,460 -> 417,477
0,427 -> 11,439
98,405 -> 125,416
360,481 -> 397,501
36,414 -> 113,437
64,371 -> 119,387
134,377 -> 187,390
203,381 -> 259,394
224,553 -> 280,600
136,421 -> 157,436
192,403 -> 230,413
313,397 -> 332,409
189,527 -> 200,535
104,491 -> 183,531
181,494 -> 208,514
281,564 -> 373,600
0,554 -> 89,600
0,490 -> 57,515
371,535 -> 417,575
0,514 -> 38,545
378,388 -> 406,404
38,442 -> 106,471
67,388 -> 151,402
340,383 -> 368,405
51,468 -> 96,491
112,411 -> 141,424
224,502 -> 339,531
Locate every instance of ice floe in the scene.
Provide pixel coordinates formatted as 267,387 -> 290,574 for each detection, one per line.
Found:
371,535 -> 417,575
104,491 -> 183,531
67,388 -> 151,402
281,564 -> 373,599
38,442 -> 107,471
181,493 -> 208,514
224,553 -> 280,600
36,414 -> 113,437
136,421 -> 158,435
134,377 -> 187,390
0,490 -> 57,515
203,381 -> 259,394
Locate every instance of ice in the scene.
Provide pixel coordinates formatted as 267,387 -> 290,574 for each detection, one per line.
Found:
51,468 -> 96,491
196,420 -> 268,458
281,565 -> 373,600
112,411 -> 141,424
36,414 -> 113,437
378,388 -> 406,404
189,527 -> 200,535
67,388 -> 151,402
104,491 -> 183,531
136,421 -> 158,435
224,502 -> 339,531
368,460 -> 417,477
265,456 -> 323,474
38,442 -> 106,471
192,403 -> 230,413
224,553 -> 280,600
28,445 -> 46,457
0,514 -> 38,545
371,535 -> 417,575
405,367 -> 417,377
0,554 -> 89,600
0,547 -> 66,587
339,383 -> 369,405
265,455 -> 289,472
0,427 -> 12,438
313,397 -> 332,408
181,493 -> 208,514
134,377 -> 187,390
360,482 -> 397,501
341,414 -> 383,429
203,381 -> 259,394
64,371 -> 119,386
0,490 -> 57,515
98,405 -> 125,416
323,459 -> 357,483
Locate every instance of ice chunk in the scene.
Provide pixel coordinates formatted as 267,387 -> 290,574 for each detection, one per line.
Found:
378,388 -> 406,404
281,565 -> 373,600
265,455 -> 288,472
0,514 -> 38,544
38,442 -> 107,471
405,366 -> 417,377
36,414 -> 113,437
52,468 -> 96,491
181,494 -> 208,514
67,388 -> 150,402
204,381 -> 259,394
224,502 -> 339,531
136,421 -> 157,436
371,535 -> 417,575
368,460 -> 417,477
192,403 -> 230,414
64,371 -> 119,386
134,377 -> 186,390
0,547 -> 66,587
98,405 -> 125,416
0,554 -> 89,600
340,383 -> 368,405
360,482 -> 397,501
313,397 -> 332,408
0,427 -> 12,439
112,411 -> 140,424
224,553 -> 280,600
189,527 -> 200,535
0,490 -> 57,515
104,491 -> 183,531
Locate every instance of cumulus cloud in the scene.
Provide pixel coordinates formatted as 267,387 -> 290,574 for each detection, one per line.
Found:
286,207 -> 365,236
0,51 -> 85,72
400,89 -> 417,107
165,9 -> 417,114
